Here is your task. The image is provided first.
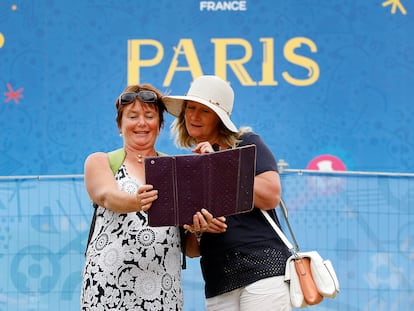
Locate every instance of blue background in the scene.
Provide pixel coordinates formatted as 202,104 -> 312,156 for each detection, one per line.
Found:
1,0 -> 413,175
1,1 -> 414,310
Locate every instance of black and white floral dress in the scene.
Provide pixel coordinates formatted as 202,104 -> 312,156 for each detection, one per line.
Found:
80,165 -> 183,310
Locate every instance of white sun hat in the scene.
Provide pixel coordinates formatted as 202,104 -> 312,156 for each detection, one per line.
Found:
163,75 -> 238,132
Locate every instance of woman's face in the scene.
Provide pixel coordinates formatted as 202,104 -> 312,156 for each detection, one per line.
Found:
120,100 -> 160,150
184,101 -> 220,142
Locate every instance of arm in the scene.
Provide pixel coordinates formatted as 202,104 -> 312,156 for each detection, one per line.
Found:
84,152 -> 158,213
253,170 -> 281,210
185,232 -> 201,258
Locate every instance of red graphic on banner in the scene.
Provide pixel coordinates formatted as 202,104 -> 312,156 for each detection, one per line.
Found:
4,83 -> 24,104
307,154 -> 347,172
306,154 -> 347,196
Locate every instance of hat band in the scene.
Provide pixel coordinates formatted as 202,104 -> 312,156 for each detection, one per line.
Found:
186,94 -> 230,115
208,99 -> 230,115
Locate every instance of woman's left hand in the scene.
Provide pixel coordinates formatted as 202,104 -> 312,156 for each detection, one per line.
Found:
206,215 -> 227,233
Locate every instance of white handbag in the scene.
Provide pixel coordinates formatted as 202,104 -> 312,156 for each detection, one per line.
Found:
261,199 -> 340,308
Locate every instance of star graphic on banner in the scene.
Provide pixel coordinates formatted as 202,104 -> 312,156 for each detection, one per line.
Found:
4,83 -> 24,104
382,0 -> 407,15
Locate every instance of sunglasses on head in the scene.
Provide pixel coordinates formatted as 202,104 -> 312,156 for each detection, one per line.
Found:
118,90 -> 158,105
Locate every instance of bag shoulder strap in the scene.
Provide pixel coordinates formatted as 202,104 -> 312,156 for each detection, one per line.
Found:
107,148 -> 126,175
260,198 -> 300,254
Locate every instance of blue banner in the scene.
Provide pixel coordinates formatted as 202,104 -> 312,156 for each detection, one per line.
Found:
1,0 -> 413,175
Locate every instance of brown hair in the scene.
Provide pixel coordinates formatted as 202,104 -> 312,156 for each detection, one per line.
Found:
115,84 -> 166,130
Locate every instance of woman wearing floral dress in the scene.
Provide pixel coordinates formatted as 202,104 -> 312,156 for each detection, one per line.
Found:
80,84 -> 225,310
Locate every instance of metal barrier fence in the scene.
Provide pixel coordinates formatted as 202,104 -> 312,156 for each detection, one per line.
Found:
0,170 -> 413,310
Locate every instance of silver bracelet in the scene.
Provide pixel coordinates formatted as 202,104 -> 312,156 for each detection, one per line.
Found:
186,230 -> 203,242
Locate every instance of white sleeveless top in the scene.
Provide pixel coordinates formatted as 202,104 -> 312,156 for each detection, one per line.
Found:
81,164 -> 183,310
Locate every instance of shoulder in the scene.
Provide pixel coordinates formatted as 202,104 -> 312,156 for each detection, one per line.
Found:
239,130 -> 261,145
85,151 -> 107,162
239,130 -> 277,172
84,152 -> 109,168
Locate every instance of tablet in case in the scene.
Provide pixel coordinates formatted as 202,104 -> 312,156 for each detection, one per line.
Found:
145,145 -> 256,226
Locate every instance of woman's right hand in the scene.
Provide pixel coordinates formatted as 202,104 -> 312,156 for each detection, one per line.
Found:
136,184 -> 158,211
192,142 -> 215,154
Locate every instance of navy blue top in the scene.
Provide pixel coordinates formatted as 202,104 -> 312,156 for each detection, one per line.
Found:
199,131 -> 291,298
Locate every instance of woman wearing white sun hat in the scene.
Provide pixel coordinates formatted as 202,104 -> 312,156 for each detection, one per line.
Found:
163,75 -> 292,311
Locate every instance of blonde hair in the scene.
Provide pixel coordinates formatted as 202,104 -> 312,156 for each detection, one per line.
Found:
170,102 -> 252,148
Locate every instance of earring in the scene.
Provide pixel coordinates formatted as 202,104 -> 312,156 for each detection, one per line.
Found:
119,132 -> 123,137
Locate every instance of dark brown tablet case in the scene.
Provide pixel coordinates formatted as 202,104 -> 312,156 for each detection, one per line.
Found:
145,145 -> 256,226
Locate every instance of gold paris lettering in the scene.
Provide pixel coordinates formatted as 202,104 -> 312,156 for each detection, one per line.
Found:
127,39 -> 163,85
128,37 -> 319,87
282,37 -> 319,86
164,39 -> 203,85
212,38 -> 255,86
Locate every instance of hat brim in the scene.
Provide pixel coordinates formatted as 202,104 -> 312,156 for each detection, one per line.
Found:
163,95 -> 238,133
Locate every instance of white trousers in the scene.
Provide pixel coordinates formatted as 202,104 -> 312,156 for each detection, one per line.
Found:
205,276 -> 292,311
